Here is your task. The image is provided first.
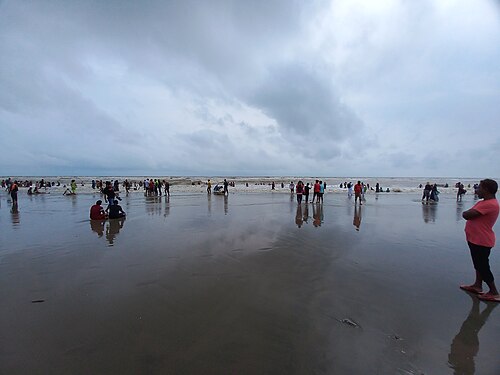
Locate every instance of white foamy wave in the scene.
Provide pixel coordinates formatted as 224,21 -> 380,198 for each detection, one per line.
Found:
2,175 -> 491,196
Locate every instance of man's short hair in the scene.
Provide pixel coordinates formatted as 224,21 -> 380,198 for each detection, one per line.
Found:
96,200 -> 102,205
114,200 -> 119,204
480,179 -> 498,195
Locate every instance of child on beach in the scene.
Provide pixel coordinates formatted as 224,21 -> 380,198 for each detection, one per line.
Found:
460,179 -> 499,302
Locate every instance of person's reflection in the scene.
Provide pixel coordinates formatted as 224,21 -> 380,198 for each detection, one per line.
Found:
164,195 -> 171,217
11,202 -> 20,228
207,193 -> 211,214
106,218 -> 125,245
456,201 -> 464,222
303,203 -> 310,224
448,294 -> 497,374
312,203 -> 323,227
353,205 -> 362,231
224,195 -> 228,215
295,204 -> 303,228
422,203 -> 437,223
90,220 -> 105,237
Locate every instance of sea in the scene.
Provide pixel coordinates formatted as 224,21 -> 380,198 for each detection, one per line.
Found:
1,176 -> 490,196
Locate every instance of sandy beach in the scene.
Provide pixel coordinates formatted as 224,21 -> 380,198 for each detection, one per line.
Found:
1,190 -> 499,374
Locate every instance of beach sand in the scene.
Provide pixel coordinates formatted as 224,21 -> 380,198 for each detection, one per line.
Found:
1,191 -> 499,374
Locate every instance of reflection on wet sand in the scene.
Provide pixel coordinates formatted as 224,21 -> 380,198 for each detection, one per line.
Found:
303,203 -> 309,224
312,203 -> 323,227
90,220 -> 105,237
10,203 -> 20,228
295,204 -> 303,228
422,202 -> 437,223
224,195 -> 228,215
456,201 -> 464,222
106,218 -> 125,246
448,294 -> 497,374
353,205 -> 362,231
164,196 -> 170,217
146,196 -> 162,216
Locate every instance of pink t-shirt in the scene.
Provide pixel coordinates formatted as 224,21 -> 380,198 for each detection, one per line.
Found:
465,199 -> 499,247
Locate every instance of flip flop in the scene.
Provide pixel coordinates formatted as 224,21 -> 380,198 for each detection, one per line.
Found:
459,285 -> 484,294
477,294 -> 500,302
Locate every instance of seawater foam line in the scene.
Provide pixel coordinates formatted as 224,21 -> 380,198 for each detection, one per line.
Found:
2,176 -> 484,195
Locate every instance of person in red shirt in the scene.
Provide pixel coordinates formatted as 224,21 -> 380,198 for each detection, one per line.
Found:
461,179 -> 499,302
90,200 -> 107,220
311,180 -> 320,204
354,181 -> 363,205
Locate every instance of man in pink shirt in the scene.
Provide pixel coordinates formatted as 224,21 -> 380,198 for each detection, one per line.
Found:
461,179 -> 499,302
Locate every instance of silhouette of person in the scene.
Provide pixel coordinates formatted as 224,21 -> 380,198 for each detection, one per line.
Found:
448,293 -> 497,374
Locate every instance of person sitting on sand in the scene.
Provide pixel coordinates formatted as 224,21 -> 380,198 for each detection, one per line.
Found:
460,179 -> 499,302
90,200 -> 107,220
63,187 -> 75,195
107,200 -> 126,219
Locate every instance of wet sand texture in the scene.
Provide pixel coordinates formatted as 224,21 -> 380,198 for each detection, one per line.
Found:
1,192 -> 499,374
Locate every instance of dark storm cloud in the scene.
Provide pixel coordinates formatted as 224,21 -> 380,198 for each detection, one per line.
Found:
1,0 -> 499,176
248,63 -> 365,159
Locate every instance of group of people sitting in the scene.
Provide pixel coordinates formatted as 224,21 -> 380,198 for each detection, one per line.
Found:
90,199 -> 126,220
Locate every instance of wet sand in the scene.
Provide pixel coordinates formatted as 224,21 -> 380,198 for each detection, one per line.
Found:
1,191 -> 499,374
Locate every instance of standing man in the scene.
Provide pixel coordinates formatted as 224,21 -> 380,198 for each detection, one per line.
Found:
9,180 -> 19,205
223,179 -> 229,195
460,179 -> 499,302
312,180 -> 320,204
164,180 -> 170,197
304,183 -> 310,203
354,181 -> 363,205
102,181 -> 116,208
207,179 -> 212,194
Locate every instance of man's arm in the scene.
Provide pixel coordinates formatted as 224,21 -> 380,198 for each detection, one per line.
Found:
462,209 -> 481,220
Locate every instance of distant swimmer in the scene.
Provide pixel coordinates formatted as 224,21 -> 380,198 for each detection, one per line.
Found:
107,200 -> 126,219
460,179 -> 499,302
90,200 -> 107,220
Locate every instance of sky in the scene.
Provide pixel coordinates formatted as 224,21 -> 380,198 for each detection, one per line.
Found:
1,0 -> 499,177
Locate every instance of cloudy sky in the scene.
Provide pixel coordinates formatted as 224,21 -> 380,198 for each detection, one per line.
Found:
1,0 -> 499,177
